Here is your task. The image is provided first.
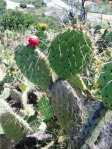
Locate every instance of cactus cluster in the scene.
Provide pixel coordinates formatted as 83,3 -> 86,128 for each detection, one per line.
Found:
1,26 -> 112,148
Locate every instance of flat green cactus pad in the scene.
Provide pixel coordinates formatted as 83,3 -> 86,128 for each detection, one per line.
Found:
14,45 -> 52,90
38,96 -> 54,122
99,60 -> 112,110
48,29 -> 93,78
1,112 -> 33,141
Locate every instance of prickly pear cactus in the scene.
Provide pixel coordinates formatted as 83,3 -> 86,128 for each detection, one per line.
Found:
1,111 -> 33,141
14,45 -> 52,90
38,95 -> 54,122
99,59 -> 112,110
48,29 -> 93,78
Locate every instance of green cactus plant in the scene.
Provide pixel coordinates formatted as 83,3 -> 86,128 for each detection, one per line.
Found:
48,29 -> 93,78
13,28 -> 112,148
13,28 -> 94,133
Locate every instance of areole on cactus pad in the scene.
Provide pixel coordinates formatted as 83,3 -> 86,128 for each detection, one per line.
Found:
99,59 -> 112,110
48,29 -> 94,78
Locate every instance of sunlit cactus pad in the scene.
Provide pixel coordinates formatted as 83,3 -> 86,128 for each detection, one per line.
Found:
1,111 -> 33,140
14,45 -> 52,90
48,29 -> 93,78
99,60 -> 112,110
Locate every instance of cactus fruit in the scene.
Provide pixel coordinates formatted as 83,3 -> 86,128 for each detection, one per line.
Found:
14,45 -> 52,90
48,29 -> 93,78
99,60 -> 112,110
38,23 -> 48,31
38,95 -> 54,122
1,111 -> 33,140
28,36 -> 39,48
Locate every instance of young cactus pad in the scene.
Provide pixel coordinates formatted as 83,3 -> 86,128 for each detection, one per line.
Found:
1,111 -> 33,141
99,59 -> 112,110
38,95 -> 54,122
48,29 -> 93,78
14,45 -> 52,90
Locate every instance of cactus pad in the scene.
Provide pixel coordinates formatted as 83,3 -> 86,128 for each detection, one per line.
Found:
14,45 -> 52,90
99,60 -> 112,110
1,111 -> 33,140
51,80 -> 82,134
38,95 -> 54,122
48,29 -> 93,78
